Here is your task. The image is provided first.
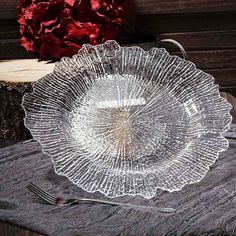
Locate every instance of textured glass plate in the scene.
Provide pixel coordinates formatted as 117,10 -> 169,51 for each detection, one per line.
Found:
22,40 -> 232,198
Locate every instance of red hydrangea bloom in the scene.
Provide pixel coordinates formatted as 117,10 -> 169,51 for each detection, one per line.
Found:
17,0 -> 131,60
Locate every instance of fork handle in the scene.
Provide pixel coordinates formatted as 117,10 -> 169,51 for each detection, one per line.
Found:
79,198 -> 175,213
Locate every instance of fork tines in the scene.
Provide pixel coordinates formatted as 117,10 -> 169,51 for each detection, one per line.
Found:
27,182 -> 57,205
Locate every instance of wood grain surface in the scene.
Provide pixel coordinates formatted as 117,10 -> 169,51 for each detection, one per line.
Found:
1,12 -> 236,37
158,30 -> 236,50
0,20 -> 19,39
134,0 -> 236,14
0,59 -> 53,82
136,12 -> 236,34
1,0 -> 236,20
205,69 -> 236,87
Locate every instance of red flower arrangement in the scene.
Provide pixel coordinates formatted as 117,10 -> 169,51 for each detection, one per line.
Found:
17,0 -> 132,60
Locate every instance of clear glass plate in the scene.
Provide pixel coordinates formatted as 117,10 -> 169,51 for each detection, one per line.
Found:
22,40 -> 232,198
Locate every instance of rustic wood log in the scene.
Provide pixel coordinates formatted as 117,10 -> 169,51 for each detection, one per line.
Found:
0,80 -> 32,147
0,59 -> 54,147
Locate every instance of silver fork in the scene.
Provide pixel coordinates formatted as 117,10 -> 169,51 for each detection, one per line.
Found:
27,182 -> 175,214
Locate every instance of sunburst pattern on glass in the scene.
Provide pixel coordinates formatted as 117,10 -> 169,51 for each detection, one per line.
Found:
22,40 -> 232,198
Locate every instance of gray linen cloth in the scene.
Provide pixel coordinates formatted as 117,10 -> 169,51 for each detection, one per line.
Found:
0,129 -> 236,235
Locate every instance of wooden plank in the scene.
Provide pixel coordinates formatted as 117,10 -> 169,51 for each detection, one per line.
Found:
167,49 -> 236,70
1,0 -> 236,19
206,68 -> 236,87
2,13 -> 236,39
0,0 -> 17,20
0,39 -> 36,59
136,12 -> 236,34
0,20 -> 20,39
158,30 -> 236,50
134,0 -> 236,14
186,49 -> 236,69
